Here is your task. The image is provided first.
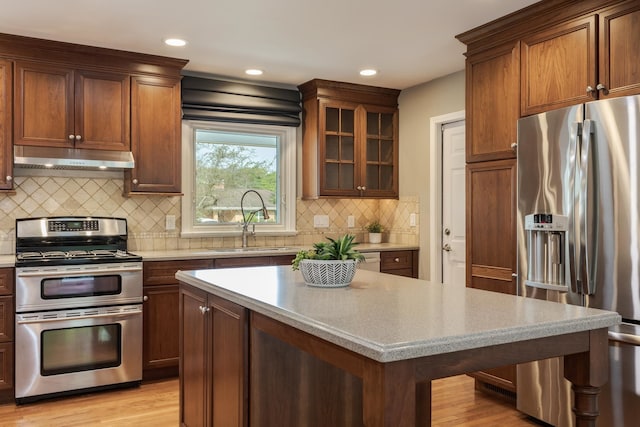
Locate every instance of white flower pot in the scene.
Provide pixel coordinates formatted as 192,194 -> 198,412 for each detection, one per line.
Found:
299,259 -> 357,287
368,232 -> 382,244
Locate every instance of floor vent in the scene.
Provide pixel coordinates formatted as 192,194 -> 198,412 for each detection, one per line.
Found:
479,382 -> 517,401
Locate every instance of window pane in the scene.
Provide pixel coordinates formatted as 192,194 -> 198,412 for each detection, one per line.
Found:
341,136 -> 354,161
367,112 -> 379,136
326,107 -> 339,132
194,130 -> 278,225
367,138 -> 379,162
341,109 -> 354,133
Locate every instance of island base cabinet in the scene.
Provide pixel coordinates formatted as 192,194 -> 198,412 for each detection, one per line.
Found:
250,327 -> 363,426
179,284 -> 248,427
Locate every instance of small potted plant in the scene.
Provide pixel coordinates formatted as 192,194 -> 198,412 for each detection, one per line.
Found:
292,234 -> 364,287
365,221 -> 384,244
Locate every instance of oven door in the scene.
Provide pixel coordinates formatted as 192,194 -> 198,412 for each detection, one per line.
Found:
15,262 -> 142,312
15,304 -> 142,401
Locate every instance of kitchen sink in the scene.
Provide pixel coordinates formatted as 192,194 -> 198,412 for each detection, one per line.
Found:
212,247 -> 295,253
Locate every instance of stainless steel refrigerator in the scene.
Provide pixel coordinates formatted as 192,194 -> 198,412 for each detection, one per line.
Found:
516,94 -> 640,427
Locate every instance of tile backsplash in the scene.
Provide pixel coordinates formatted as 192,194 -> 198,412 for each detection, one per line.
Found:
0,173 -> 419,254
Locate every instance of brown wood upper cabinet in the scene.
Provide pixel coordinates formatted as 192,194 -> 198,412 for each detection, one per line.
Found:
521,2 -> 640,115
299,79 -> 399,199
465,42 -> 520,162
0,59 -> 12,191
125,76 -> 182,195
14,60 -> 130,150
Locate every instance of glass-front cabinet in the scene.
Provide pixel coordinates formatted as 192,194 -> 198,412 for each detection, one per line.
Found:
300,79 -> 399,199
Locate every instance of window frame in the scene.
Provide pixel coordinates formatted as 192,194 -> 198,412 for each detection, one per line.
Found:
181,120 -> 297,238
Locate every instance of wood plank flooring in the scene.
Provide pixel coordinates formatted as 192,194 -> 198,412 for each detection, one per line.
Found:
0,375 -> 540,426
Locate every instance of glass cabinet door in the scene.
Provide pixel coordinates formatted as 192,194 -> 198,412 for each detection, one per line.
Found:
322,104 -> 357,194
363,109 -> 397,197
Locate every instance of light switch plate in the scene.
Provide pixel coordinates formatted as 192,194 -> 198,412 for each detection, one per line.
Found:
165,215 -> 176,230
313,215 -> 330,228
347,215 -> 355,228
409,213 -> 417,227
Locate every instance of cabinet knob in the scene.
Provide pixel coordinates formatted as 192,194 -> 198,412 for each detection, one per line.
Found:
132,179 -> 139,185
5,176 -> 11,182
357,186 -> 362,190
198,305 -> 210,315
68,135 -> 75,140
596,83 -> 607,92
75,135 -> 82,141
143,295 -> 149,302
361,186 -> 366,191
394,257 -> 400,262
586,86 -> 595,94
510,142 -> 517,150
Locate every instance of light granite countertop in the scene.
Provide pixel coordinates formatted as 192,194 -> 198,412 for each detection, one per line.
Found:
134,243 -> 418,261
175,265 -> 621,363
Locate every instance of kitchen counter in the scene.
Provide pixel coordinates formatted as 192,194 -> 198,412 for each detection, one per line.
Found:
176,266 -> 620,426
135,242 -> 418,261
0,255 -> 15,268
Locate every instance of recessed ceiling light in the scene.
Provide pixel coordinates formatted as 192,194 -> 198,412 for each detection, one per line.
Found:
359,69 -> 377,77
164,38 -> 187,47
245,69 -> 264,76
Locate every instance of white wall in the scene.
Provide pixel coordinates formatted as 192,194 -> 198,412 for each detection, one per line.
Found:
398,70 -> 465,279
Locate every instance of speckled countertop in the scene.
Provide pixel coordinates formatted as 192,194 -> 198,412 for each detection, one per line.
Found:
175,266 -> 620,363
134,243 -> 418,261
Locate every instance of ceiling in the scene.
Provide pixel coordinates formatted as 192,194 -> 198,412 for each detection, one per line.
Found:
0,0 -> 539,90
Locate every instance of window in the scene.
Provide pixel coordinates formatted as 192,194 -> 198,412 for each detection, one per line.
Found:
181,120 -> 296,237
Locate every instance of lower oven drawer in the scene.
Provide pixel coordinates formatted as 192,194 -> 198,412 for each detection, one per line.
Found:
15,304 -> 142,401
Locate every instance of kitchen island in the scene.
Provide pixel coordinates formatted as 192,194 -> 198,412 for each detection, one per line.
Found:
176,266 -> 620,427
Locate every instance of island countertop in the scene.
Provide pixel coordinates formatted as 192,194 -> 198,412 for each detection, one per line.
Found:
175,266 -> 620,363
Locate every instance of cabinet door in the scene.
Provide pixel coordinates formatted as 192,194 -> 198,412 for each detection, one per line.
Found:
319,101 -> 360,197
128,76 -> 182,194
209,295 -> 247,427
598,2 -> 640,99
143,284 -> 179,379
14,61 -> 74,147
361,107 -> 398,198
521,16 -> 597,115
0,60 -> 12,191
0,342 -> 13,397
466,159 -> 517,294
0,296 -> 12,342
466,42 -> 520,162
75,70 -> 130,150
180,284 -> 209,427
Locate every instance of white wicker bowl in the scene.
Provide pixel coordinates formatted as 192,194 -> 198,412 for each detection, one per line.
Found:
299,259 -> 358,288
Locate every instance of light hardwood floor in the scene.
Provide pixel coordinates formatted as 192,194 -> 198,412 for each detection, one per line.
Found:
0,375 -> 540,426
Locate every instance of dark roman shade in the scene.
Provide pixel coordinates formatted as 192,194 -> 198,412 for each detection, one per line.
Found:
181,76 -> 301,127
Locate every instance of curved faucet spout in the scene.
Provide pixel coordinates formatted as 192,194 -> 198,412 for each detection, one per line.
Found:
240,190 -> 270,247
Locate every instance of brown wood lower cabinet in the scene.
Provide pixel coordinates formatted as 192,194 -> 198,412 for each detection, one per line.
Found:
380,250 -> 418,278
143,259 -> 213,380
0,268 -> 13,403
179,283 -> 247,427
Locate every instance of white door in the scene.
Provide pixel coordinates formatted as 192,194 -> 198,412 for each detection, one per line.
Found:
441,121 -> 466,286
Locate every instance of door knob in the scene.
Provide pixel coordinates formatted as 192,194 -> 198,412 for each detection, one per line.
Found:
444,228 -> 451,236
442,244 -> 452,252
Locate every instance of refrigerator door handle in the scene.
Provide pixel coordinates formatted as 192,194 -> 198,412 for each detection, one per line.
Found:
608,330 -> 640,346
568,122 -> 581,293
580,119 -> 596,295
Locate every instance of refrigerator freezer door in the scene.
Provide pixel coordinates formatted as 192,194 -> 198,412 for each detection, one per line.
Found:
585,94 -> 640,322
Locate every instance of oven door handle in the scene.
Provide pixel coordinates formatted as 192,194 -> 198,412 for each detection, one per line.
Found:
16,265 -> 142,278
16,308 -> 142,324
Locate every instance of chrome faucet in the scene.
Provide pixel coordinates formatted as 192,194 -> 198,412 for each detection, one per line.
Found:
240,190 -> 270,247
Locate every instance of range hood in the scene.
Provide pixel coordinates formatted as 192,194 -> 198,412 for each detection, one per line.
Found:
14,146 -> 135,170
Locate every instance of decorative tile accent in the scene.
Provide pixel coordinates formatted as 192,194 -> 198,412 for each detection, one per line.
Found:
0,174 -> 419,254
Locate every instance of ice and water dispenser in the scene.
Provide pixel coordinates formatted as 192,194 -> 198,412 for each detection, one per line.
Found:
525,213 -> 569,291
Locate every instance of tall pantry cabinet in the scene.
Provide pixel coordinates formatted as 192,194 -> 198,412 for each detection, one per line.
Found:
457,0 -> 640,397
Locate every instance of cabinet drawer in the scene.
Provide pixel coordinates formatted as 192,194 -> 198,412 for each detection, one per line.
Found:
0,269 -> 13,296
215,256 -> 272,268
144,260 -> 214,286
380,251 -> 413,271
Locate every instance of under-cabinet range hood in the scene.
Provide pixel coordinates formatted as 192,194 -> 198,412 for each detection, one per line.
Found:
14,146 -> 135,170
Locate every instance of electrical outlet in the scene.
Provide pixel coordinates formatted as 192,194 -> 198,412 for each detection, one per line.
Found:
347,215 -> 355,228
313,215 -> 330,228
165,215 -> 176,230
409,213 -> 417,227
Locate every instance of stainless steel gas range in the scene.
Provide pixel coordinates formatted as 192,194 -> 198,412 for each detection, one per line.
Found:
14,216 -> 143,403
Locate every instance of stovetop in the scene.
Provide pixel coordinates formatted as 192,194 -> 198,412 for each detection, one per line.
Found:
15,249 -> 142,267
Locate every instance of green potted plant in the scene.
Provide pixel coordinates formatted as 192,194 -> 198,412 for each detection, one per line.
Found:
365,221 -> 384,244
292,234 -> 364,287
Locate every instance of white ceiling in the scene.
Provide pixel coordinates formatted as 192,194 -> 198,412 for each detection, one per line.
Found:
0,0 -> 539,90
